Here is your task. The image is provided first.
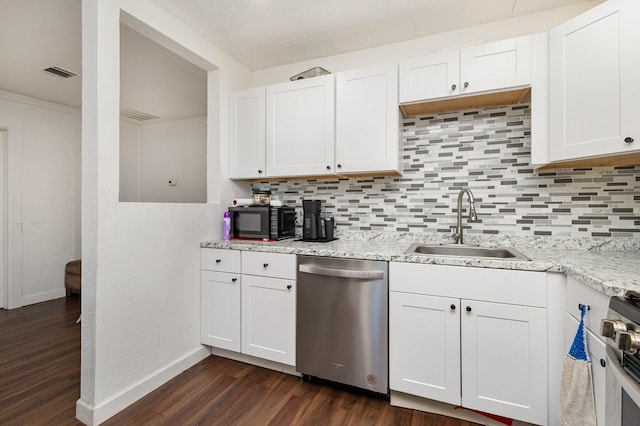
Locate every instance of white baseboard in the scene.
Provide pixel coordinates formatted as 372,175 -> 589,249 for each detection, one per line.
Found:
390,391 -> 534,426
210,346 -> 300,377
75,345 -> 210,425
20,289 -> 67,307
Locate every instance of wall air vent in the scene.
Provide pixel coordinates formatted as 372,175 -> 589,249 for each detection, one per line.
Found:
42,65 -> 78,79
120,108 -> 159,122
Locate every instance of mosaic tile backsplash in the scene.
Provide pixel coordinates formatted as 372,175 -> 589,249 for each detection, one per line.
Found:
253,104 -> 639,238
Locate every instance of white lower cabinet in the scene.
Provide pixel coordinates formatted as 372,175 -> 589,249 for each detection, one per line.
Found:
390,262 -> 548,425
201,270 -> 241,351
390,292 -> 461,404
241,274 -> 296,365
201,248 -> 296,366
461,299 -> 547,423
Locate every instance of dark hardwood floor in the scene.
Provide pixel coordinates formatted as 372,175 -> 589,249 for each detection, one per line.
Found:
0,296 -> 82,425
0,297 -> 480,426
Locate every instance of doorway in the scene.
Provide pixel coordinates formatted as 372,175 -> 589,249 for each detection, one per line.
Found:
0,129 -> 6,309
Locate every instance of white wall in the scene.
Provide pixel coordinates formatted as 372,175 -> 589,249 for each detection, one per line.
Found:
250,3 -> 598,87
120,118 -> 207,203
119,121 -> 140,202
78,0 -> 251,424
0,91 -> 81,309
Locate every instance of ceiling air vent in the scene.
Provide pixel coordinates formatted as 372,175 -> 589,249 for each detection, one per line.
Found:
120,108 -> 159,122
42,65 -> 78,79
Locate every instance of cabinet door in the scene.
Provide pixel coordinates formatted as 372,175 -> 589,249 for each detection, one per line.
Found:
336,63 -> 400,174
229,88 -> 266,179
389,292 -> 461,405
565,313 -> 607,426
461,300 -> 547,425
201,270 -> 241,351
266,76 -> 335,177
459,36 -> 531,96
549,0 -> 640,161
241,274 -> 296,365
399,50 -> 459,102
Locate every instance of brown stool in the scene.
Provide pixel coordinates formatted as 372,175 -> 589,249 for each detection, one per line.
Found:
65,259 -> 81,296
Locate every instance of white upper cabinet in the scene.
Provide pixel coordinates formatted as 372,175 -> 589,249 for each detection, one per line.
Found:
399,51 -> 460,102
399,36 -> 531,104
266,75 -> 335,178
229,88 -> 266,179
459,36 -> 531,95
335,63 -> 400,174
549,0 -> 640,161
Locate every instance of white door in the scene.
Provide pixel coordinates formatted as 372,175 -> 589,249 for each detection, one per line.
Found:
0,130 -> 5,309
335,63 -> 399,174
549,0 -> 640,160
266,76 -> 335,177
461,300 -> 547,425
241,274 -> 296,365
200,270 -> 241,351
459,36 -> 531,95
399,50 -> 459,102
389,292 -> 461,405
229,88 -> 266,179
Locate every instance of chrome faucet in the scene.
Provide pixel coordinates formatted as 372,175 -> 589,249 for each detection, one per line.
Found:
452,187 -> 478,244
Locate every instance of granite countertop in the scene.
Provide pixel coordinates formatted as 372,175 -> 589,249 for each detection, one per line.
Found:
201,234 -> 640,298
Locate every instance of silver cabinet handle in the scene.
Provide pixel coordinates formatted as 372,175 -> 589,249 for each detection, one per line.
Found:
298,264 -> 384,280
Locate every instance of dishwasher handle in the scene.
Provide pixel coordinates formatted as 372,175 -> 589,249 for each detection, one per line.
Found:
298,264 -> 384,280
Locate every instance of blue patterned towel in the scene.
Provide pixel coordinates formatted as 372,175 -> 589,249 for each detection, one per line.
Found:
559,304 -> 597,425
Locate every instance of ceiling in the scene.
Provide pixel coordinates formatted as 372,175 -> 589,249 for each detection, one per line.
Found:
0,0 -> 595,114
152,0 -> 595,70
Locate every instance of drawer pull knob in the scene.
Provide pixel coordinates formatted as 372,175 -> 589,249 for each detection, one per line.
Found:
451,84 -> 456,91
215,259 -> 221,264
287,284 -> 292,290
463,81 -> 469,88
624,137 -> 634,143
263,263 -> 269,268
231,278 -> 237,283
600,358 -> 606,368
578,303 -> 590,311
466,306 -> 472,312
450,304 -> 456,310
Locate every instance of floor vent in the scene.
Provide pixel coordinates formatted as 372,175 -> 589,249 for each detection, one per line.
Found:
120,108 -> 159,122
42,65 -> 78,79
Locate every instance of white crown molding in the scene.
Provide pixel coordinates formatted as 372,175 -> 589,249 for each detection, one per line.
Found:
0,90 -> 81,116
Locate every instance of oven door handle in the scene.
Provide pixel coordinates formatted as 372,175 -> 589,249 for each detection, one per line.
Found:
299,264 -> 384,280
607,345 -> 640,408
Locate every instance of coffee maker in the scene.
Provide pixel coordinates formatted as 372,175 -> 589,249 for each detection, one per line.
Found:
302,200 -> 335,241
302,200 -> 322,240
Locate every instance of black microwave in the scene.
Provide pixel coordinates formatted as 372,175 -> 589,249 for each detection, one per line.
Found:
229,206 -> 296,240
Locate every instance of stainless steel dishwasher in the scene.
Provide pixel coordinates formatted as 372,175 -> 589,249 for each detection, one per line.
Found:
296,255 -> 388,394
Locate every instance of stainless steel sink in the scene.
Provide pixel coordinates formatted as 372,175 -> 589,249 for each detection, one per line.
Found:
405,243 -> 530,261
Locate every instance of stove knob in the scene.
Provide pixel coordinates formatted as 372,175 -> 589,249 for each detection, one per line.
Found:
617,331 -> 640,355
601,319 -> 627,340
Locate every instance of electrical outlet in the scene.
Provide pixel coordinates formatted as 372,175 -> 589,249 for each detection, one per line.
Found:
168,179 -> 177,186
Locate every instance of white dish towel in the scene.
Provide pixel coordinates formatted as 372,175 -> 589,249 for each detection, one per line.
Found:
559,304 -> 597,425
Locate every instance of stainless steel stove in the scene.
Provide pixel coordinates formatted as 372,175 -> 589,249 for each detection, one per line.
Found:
601,291 -> 640,426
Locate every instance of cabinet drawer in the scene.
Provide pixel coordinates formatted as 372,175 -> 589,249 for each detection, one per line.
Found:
566,275 -> 610,335
390,262 -> 547,307
201,248 -> 241,273
241,251 -> 296,279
